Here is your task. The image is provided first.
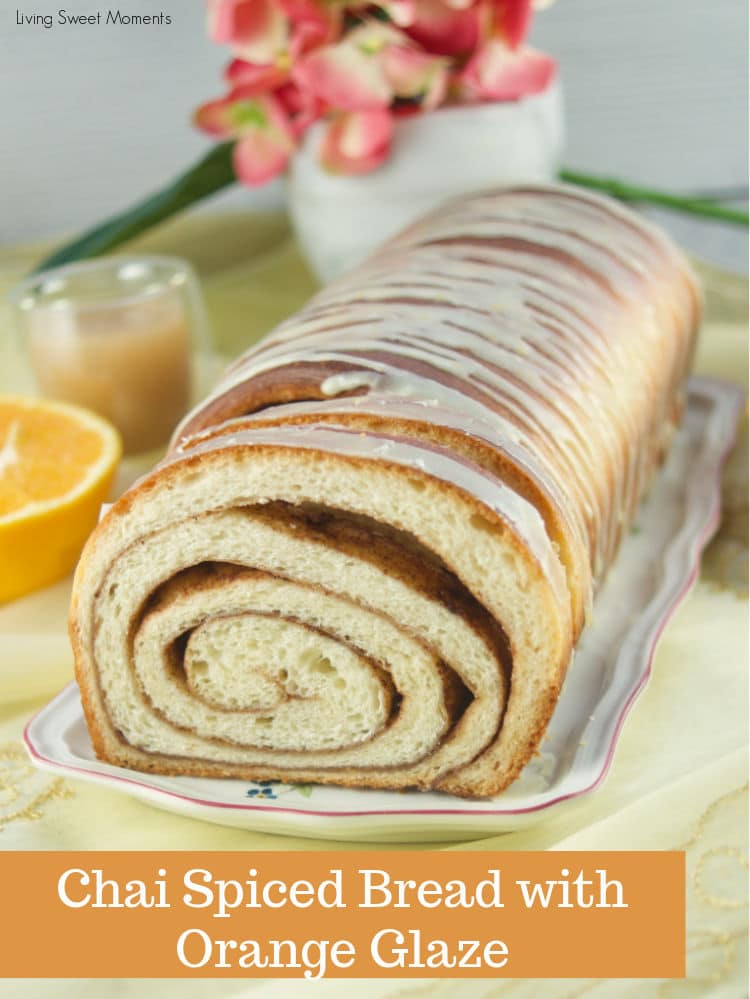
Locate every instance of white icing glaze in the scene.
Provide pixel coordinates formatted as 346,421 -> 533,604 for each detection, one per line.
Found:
169,421 -> 567,605
320,371 -> 380,396
172,184 -> 698,596
198,392 -> 592,563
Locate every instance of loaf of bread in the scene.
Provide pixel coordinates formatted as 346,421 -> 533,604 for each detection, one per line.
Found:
70,185 -> 699,798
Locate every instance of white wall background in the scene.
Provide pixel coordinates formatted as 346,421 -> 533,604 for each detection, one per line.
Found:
1,0 -> 747,267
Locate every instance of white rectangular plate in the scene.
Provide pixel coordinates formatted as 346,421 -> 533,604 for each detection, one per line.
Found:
25,377 -> 744,842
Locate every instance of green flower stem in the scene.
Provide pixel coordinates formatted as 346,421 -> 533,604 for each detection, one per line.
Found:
32,146 -> 747,274
559,169 -> 749,225
32,142 -> 235,273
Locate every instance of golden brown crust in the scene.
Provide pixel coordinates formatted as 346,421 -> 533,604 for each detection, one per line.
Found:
180,410 -> 589,637
69,185 -> 699,799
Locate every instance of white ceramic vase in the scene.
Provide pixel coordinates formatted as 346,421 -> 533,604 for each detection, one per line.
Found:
287,79 -> 564,283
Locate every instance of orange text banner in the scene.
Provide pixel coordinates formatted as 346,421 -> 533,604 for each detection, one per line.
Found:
1,851 -> 684,978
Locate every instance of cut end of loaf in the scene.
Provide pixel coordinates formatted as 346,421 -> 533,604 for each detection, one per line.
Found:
72,437 -> 571,797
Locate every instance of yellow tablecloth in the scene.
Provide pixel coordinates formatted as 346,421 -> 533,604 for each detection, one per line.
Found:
0,213 -> 747,997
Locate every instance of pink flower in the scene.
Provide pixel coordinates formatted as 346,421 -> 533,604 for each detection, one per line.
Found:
376,1 -> 417,26
275,79 -> 326,136
492,0 -> 533,49
319,109 -> 394,174
279,0 -> 338,55
198,0 -> 555,181
207,0 -> 286,63
294,20 -> 449,112
294,23 -> 396,110
399,0 -> 483,57
397,0 -> 533,57
460,38 -> 556,101
382,45 -> 448,109
206,0 -> 336,66
223,56 -> 326,134
225,57 -> 289,92
194,88 -> 296,184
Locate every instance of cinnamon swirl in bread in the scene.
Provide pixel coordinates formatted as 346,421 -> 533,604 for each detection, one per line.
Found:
70,185 -> 699,797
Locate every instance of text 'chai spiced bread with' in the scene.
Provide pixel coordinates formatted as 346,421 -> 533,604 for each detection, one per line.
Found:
70,185 -> 700,798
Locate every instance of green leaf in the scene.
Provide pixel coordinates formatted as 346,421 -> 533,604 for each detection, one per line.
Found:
293,784 -> 314,798
30,142 -> 747,277
32,142 -> 237,274
559,169 -> 749,226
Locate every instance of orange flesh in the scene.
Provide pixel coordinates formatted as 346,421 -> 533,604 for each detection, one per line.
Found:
0,403 -> 106,516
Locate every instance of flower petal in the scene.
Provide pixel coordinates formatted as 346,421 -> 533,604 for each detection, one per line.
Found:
294,41 -> 392,111
231,96 -> 296,184
380,1 -> 416,26
232,132 -> 291,184
493,0 -> 533,48
193,94 -> 237,137
319,110 -> 394,174
381,46 -> 449,110
279,0 -> 340,54
403,0 -> 481,56
461,41 -> 556,101
206,0 -> 239,44
277,0 -> 332,22
207,0 -> 289,64
386,0 -> 473,25
276,80 -> 325,136
225,58 -> 289,91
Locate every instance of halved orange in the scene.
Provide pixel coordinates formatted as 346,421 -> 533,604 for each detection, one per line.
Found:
0,396 -> 121,603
